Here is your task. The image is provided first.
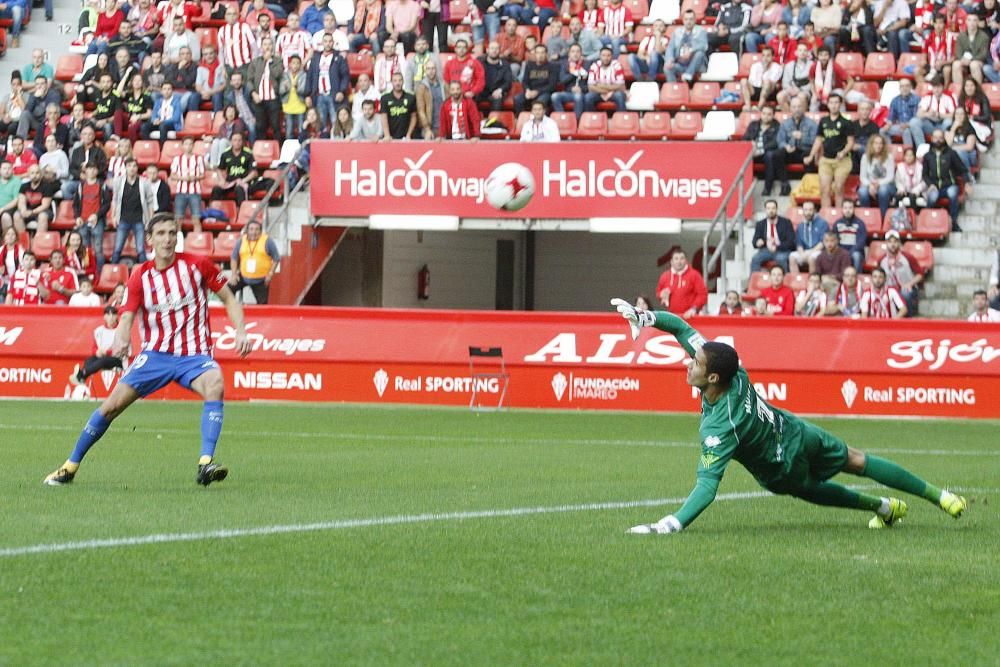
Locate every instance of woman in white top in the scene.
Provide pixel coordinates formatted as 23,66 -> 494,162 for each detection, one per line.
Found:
38,134 -> 70,180
946,106 -> 978,180
894,146 -> 926,207
858,134 -> 896,217
811,0 -> 843,54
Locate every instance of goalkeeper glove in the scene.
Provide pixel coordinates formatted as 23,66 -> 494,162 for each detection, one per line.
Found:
610,298 -> 656,341
627,515 -> 683,535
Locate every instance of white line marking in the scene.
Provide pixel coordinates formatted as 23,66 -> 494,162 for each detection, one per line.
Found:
0,424 -> 996,455
2,486 -> 993,559
0,490 -> 771,558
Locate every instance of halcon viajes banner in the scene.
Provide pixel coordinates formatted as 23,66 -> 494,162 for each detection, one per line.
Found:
1,306 -> 998,418
309,141 -> 753,220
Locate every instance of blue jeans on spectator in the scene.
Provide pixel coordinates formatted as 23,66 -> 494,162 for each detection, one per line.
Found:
141,119 -> 178,142
849,248 -> 864,272
665,52 -> 707,82
985,62 -> 1000,83
900,285 -> 919,316
349,32 -> 381,53
552,90 -> 585,119
0,5 -> 23,37
743,31 -> 765,53
885,29 -> 912,60
45,0 -> 53,20
174,193 -> 202,224
751,248 -> 790,272
601,34 -> 629,55
883,123 -> 919,147
179,91 -> 202,113
584,91 -> 626,112
474,10 -> 502,44
315,94 -> 336,131
858,182 -> 897,218
78,221 -> 106,273
630,52 -> 663,81
61,179 -> 79,200
87,37 -> 112,56
823,35 -> 838,55
502,3 -> 531,23
285,113 -> 303,140
266,3 -> 287,18
111,220 -> 146,264
926,183 -> 961,223
909,116 -> 950,144
954,148 -> 977,178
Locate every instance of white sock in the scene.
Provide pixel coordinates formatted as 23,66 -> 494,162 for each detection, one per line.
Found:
877,497 -> 891,518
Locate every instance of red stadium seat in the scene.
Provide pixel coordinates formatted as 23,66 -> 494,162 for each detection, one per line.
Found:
625,0 -> 649,22
656,82 -> 689,110
515,25 -> 540,41
668,112 -> 702,139
637,111 -> 670,140
738,53 -> 761,79
913,208 -> 950,240
896,53 -> 924,79
184,231 -> 214,257
62,82 -> 78,110
785,205 -> 806,229
158,140 -> 184,170
864,241 -> 888,272
688,82 -> 720,110
734,110 -> 760,138
237,200 -> 266,228
834,52 -> 863,79
514,111 -> 532,138
551,112 -> 578,139
819,206 -> 840,226
55,54 -> 83,82
204,199 -> 238,231
52,200 -> 77,231
94,263 -> 129,294
863,53 -> 895,80
983,83 -> 1000,111
31,232 -> 61,261
717,81 -> 744,110
177,111 -> 214,139
849,82 -> 879,107
606,111 -> 640,140
194,27 -> 217,47
855,207 -> 883,238
131,140 -> 161,169
881,206 -> 915,236
575,112 -> 608,139
483,111 -> 514,139
904,240 -> 934,272
448,0 -> 469,23
212,231 -> 241,263
617,55 -> 634,83
346,52 -> 373,78
744,270 -> 771,300
252,140 -> 281,168
784,272 -> 809,291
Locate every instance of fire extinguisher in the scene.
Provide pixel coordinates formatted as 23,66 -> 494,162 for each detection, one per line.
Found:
417,264 -> 430,300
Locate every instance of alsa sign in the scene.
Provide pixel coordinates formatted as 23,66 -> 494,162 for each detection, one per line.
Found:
309,141 -> 753,220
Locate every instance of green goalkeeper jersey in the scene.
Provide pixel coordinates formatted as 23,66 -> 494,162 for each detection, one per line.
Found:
653,311 -> 809,526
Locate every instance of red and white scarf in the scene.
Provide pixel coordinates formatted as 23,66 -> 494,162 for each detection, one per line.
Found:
814,60 -> 836,104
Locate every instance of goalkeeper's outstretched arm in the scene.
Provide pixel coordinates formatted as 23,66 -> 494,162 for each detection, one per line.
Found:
610,299 -> 707,357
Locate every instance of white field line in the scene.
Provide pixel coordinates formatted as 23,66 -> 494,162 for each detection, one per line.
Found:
0,490 -> 770,558
1,486 -> 994,559
0,423 -> 996,456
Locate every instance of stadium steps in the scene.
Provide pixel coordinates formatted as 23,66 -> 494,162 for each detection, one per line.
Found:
0,2 -> 81,92
899,143 -> 1000,319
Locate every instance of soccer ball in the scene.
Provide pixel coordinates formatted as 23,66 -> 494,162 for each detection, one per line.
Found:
485,162 -> 535,212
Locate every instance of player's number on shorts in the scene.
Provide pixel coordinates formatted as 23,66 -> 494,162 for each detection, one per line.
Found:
129,354 -> 149,372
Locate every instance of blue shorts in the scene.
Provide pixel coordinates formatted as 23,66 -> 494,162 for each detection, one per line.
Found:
120,350 -> 221,397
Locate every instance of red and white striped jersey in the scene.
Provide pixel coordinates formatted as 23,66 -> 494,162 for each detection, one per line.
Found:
8,267 -> 41,305
579,8 -> 600,31
171,153 -> 205,195
923,31 -> 955,70
276,29 -> 311,67
218,21 -> 259,70
860,286 -> 906,319
638,33 -> 668,59
598,5 -> 633,38
918,91 -> 956,116
157,0 -> 201,31
587,59 -> 625,86
258,59 -> 276,100
108,155 -> 128,182
123,253 -> 228,356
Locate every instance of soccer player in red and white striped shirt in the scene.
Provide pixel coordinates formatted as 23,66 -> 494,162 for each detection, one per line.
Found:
585,46 -> 627,113
218,6 -> 259,72
171,137 -> 206,232
275,12 -> 313,68
597,0 -> 634,55
44,213 -> 252,488
860,267 -> 908,319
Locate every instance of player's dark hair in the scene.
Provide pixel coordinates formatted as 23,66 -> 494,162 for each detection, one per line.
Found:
974,289 -> 987,298
146,212 -> 176,236
871,267 -> 886,278
702,342 -> 739,388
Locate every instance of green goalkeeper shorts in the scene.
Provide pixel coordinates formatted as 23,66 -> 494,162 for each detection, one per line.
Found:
766,422 -> 849,494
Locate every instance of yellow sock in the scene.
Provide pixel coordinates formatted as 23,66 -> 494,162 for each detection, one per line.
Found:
63,461 -> 80,473
198,455 -> 213,466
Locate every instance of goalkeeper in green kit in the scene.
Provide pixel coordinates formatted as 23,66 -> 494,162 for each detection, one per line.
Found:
609,299 -> 969,534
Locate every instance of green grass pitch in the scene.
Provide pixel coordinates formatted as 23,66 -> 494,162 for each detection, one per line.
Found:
0,400 -> 997,665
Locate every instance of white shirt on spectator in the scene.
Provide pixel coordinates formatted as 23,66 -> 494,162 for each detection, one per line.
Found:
968,308 -> 1000,322
748,61 -> 783,88
872,0 -> 911,32
69,292 -> 103,307
520,116 -> 561,142
918,92 -> 956,116
588,59 -> 626,87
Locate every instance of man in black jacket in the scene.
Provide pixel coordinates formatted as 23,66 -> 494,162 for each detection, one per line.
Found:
750,199 -> 796,272
64,126 -> 109,199
742,105 -> 781,195
16,76 -> 62,140
708,0 -> 752,55
515,45 -> 558,114
478,41 -> 513,112
923,129 -> 969,232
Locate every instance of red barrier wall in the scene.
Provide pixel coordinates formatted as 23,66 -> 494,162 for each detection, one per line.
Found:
1,306 -> 998,418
